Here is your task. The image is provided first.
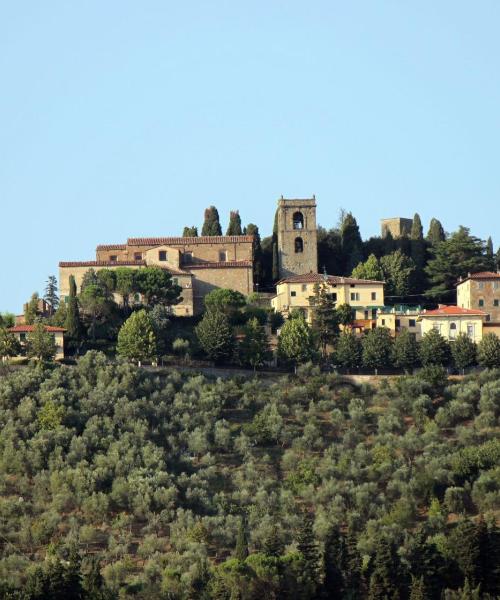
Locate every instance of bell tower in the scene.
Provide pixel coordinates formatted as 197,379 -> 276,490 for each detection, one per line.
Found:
277,196 -> 318,279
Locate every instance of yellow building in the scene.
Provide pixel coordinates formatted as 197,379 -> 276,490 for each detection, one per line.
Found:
271,273 -> 385,326
418,305 -> 486,343
457,271 -> 500,323
376,306 -> 422,339
8,325 -> 65,360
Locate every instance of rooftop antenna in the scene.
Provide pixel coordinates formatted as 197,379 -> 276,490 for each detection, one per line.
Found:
323,265 -> 328,281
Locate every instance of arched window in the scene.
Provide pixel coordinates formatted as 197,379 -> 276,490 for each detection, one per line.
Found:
295,237 -> 304,253
293,211 -> 304,230
449,322 -> 457,339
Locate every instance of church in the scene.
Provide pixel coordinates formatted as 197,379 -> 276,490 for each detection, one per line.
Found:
58,197 -> 319,315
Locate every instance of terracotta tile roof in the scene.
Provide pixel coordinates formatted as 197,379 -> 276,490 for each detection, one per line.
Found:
422,305 -> 487,317
277,273 -> 385,285
458,271 -> 500,284
127,235 -> 254,246
59,261 -> 146,267
188,260 -> 252,269
9,325 -> 66,333
95,244 -> 127,251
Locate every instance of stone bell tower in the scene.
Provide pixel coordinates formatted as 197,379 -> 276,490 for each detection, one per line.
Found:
277,196 -> 318,279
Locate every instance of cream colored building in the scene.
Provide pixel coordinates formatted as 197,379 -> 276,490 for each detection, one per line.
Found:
8,325 -> 65,360
376,306 -> 422,339
271,273 -> 385,326
457,271 -> 500,324
418,305 -> 486,343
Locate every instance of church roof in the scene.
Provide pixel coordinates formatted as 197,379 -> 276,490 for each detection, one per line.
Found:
126,235 -> 254,246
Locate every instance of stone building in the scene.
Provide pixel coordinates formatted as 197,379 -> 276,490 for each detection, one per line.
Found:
380,217 -> 412,238
277,197 -> 318,279
456,271 -> 500,338
59,235 -> 254,315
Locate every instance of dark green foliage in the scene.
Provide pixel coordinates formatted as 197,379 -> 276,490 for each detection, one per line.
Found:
246,223 -> 264,285
27,321 -> 57,361
317,226 -> 343,275
410,214 -> 427,292
477,333 -> 500,368
133,267 -> 182,307
340,212 -> 363,275
322,527 -> 345,599
0,328 -> 21,360
183,225 -> 198,237
368,538 -> 403,600
420,329 -> 451,366
426,218 -> 446,246
425,227 -> 491,301
65,275 -> 83,342
44,275 -> 59,315
201,205 -> 222,236
196,309 -> 234,363
24,292 -> 41,325
204,288 -> 246,317
336,303 -> 354,328
362,327 -> 393,372
380,249 -> 416,297
335,331 -> 362,371
238,317 -> 270,370
272,210 -> 280,282
234,517 -> 249,561
226,210 -> 243,236
296,511 -> 320,596
277,315 -> 316,367
449,519 -> 480,585
451,333 -> 477,372
351,254 -> 384,281
310,282 -> 340,357
116,309 -> 157,363
392,328 -> 419,372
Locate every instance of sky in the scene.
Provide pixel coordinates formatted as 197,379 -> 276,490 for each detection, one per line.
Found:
1,1 -> 499,313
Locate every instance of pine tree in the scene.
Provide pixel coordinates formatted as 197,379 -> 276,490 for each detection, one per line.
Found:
24,292 -> 41,325
392,328 -> 419,372
451,333 -> 477,373
310,282 -> 339,358
449,519 -> 480,586
44,275 -> 59,315
64,275 -> 82,342
340,212 -> 363,275
425,227 -> 491,300
426,218 -> 446,246
226,210 -> 243,236
183,226 -> 198,237
362,327 -> 394,374
201,206 -> 222,236
234,517 -> 249,561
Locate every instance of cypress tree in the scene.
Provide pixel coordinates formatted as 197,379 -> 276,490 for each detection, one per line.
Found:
410,213 -> 426,293
486,236 -> 494,268
246,223 -> 263,285
368,538 -> 402,600
65,275 -> 82,343
234,516 -> 249,561
340,212 -> 363,275
477,515 -> 500,596
226,210 -> 243,236
272,210 -> 280,281
322,526 -> 345,600
426,218 -> 446,246
449,519 -> 480,586
343,531 -> 364,598
201,206 -> 222,236
451,333 -> 477,373
297,511 -> 320,598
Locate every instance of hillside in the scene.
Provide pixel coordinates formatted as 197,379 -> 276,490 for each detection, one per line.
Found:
0,356 -> 499,598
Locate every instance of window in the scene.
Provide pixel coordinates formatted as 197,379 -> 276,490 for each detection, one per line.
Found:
371,308 -> 377,319
219,250 -> 227,262
329,293 -> 337,301
134,252 -> 142,261
409,319 -> 416,328
449,322 -> 457,339
183,252 -> 193,264
301,284 -> 308,292
395,319 -> 401,327
291,290 -> 297,297
159,250 -> 167,261
479,299 -> 484,307
432,322 -> 441,333
350,292 -> 360,301
19,333 -> 26,342
109,255 -> 117,262
494,282 -> 499,289
364,310 -> 369,319
381,319 -> 386,326
371,292 -> 377,300
478,282 -> 484,289
467,323 -> 475,339
294,237 -> 303,253
494,299 -> 499,307
350,284 -> 356,288
292,211 -> 304,230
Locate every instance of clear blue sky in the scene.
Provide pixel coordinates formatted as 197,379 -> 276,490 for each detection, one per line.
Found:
1,1 -> 499,313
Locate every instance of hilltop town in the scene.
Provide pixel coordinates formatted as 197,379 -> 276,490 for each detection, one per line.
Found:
2,196 -> 499,372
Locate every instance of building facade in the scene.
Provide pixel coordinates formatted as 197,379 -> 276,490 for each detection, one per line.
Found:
8,325 -> 66,360
60,235 -> 254,315
418,305 -> 486,343
271,273 -> 385,325
457,271 -> 500,323
277,197 -> 318,279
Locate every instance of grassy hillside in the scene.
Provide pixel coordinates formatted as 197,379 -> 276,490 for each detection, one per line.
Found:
0,355 -> 499,598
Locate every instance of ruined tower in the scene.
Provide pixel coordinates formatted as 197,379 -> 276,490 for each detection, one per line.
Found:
277,196 -> 318,279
